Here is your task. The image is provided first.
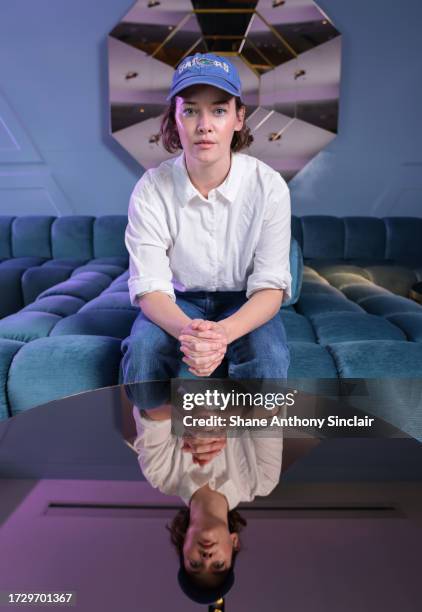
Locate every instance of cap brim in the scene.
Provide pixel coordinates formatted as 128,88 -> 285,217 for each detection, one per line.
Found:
177,565 -> 235,604
166,76 -> 240,101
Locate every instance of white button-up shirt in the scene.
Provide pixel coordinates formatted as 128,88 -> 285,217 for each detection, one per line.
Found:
125,151 -> 292,306
133,407 -> 284,510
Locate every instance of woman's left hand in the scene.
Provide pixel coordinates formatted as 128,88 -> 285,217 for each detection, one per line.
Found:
179,320 -> 229,376
182,433 -> 227,465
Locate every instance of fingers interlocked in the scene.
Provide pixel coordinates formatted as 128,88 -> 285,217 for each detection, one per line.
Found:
178,319 -> 229,377
182,434 -> 227,466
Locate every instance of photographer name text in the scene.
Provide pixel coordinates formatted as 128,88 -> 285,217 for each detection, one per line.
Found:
182,414 -> 375,428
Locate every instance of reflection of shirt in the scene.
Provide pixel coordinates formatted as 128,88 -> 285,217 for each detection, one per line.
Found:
125,151 -> 292,306
132,407 -> 283,510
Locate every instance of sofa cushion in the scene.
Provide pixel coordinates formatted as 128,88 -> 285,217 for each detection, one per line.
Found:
350,378 -> 422,442
71,263 -> 125,279
51,216 -> 95,259
302,266 -> 326,281
343,217 -> 386,260
0,312 -> 61,342
323,272 -> 373,290
22,266 -> 72,305
288,342 -> 338,378
51,310 -> 137,340
8,335 -> 122,415
359,295 -> 422,316
12,216 -> 54,258
301,216 -> 345,259
364,265 -> 417,296
22,295 -> 85,317
310,312 -> 406,345
282,311 -> 316,343
0,269 -> 24,318
385,314 -> 422,342
0,339 -> 24,419
103,281 -> 130,294
385,217 -> 422,264
38,271 -> 112,301
80,292 -> 134,312
42,258 -> 87,268
309,264 -> 372,282
93,216 -> 128,258
327,340 -> 422,377
300,281 -> 344,297
341,283 -> 391,303
0,216 -> 14,258
90,256 -> 129,268
0,257 -> 47,269
296,294 -> 363,317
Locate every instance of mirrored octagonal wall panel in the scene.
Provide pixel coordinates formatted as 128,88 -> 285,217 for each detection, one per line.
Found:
108,0 -> 341,180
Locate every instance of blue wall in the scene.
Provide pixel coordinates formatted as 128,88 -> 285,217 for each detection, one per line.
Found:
291,0 -> 422,217
0,0 -> 138,216
0,0 -> 421,217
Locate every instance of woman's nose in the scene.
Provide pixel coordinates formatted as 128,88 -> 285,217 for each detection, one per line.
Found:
200,549 -> 213,559
197,124 -> 211,134
197,114 -> 212,132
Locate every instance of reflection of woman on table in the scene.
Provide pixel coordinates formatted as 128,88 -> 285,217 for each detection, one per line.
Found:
132,404 -> 284,603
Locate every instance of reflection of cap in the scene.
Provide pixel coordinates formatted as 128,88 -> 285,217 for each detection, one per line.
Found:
166,53 -> 243,102
178,562 -> 235,604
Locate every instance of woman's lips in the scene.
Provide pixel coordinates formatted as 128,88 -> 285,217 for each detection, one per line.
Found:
195,142 -> 215,149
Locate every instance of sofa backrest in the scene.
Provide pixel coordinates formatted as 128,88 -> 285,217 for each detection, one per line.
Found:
0,215 -> 128,260
292,215 -> 422,264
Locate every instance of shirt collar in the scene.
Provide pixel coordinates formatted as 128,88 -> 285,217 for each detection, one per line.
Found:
173,150 -> 242,206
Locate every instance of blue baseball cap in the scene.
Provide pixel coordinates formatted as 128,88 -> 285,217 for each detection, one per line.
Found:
166,53 -> 243,102
178,560 -> 235,604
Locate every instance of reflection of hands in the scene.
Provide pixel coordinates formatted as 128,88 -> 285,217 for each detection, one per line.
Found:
179,319 -> 229,377
182,432 -> 227,466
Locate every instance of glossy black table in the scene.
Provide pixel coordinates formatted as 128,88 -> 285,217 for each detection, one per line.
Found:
0,380 -> 421,611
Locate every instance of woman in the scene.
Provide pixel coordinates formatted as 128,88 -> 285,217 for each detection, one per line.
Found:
131,397 -> 284,604
121,52 -> 291,399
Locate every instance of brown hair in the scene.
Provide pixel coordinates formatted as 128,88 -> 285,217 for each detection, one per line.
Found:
166,507 -> 247,560
159,93 -> 254,154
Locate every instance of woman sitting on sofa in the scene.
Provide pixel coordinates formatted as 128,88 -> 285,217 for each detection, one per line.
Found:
121,52 -> 291,396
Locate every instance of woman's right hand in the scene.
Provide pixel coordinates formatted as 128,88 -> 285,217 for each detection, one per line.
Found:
182,433 -> 227,465
178,320 -> 228,376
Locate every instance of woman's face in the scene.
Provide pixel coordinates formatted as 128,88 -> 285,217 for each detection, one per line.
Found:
174,84 -> 245,164
182,522 -> 239,579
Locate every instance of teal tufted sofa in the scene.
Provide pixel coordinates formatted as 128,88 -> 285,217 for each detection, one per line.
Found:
0,214 -> 302,419
0,214 -> 421,442
0,215 -> 128,318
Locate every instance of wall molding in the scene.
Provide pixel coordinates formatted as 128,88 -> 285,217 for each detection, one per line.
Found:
0,91 -> 41,164
0,166 -> 74,215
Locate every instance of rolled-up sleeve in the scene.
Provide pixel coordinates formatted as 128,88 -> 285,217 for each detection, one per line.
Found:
132,407 -> 177,489
246,174 -> 292,303
125,174 -> 175,306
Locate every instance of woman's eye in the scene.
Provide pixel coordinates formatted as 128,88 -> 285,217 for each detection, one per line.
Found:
182,108 -> 226,116
189,560 -> 201,568
213,561 -> 225,569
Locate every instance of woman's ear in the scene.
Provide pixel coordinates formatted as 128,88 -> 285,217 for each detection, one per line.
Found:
235,105 -> 246,131
231,533 -> 240,551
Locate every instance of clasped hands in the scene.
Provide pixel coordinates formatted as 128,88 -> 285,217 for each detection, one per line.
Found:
182,431 -> 227,466
178,319 -> 229,377
178,319 -> 230,465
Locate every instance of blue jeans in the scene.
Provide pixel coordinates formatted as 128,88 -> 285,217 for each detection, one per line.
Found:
120,290 -> 290,408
